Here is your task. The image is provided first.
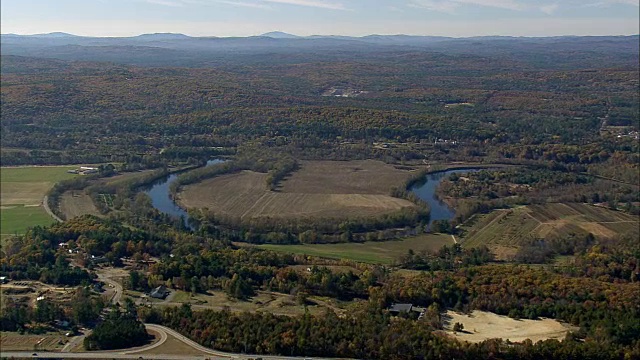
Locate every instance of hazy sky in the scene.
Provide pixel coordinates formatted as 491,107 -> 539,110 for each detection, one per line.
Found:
1,0 -> 639,37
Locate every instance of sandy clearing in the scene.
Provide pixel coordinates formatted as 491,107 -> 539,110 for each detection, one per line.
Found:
444,310 -> 578,343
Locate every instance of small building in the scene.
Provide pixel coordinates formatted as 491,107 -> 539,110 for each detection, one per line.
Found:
389,303 -> 427,318
90,255 -> 108,264
389,303 -> 413,315
149,285 -> 170,299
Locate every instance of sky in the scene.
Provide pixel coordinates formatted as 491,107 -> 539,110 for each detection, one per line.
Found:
1,0 -> 639,37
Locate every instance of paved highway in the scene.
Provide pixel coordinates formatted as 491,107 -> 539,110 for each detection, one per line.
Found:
2,324 -> 350,360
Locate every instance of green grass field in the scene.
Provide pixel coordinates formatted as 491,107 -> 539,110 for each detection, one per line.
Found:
1,166 -> 78,237
0,166 -> 79,183
460,203 -> 639,249
1,205 -> 55,238
255,234 -> 454,264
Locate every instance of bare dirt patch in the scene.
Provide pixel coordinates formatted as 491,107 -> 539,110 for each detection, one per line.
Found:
443,310 -> 577,343
178,168 -> 416,221
59,190 -> 101,219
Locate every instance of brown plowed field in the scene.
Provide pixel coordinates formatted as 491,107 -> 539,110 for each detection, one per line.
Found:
59,190 -> 101,219
279,160 -> 414,194
178,161 -> 418,220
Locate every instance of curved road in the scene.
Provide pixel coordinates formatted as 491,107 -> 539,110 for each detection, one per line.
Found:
96,272 -> 124,305
43,195 -> 63,222
2,324 -> 350,360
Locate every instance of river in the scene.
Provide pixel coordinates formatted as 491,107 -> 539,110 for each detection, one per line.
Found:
410,168 -> 485,226
143,159 -> 224,229
145,161 -> 486,230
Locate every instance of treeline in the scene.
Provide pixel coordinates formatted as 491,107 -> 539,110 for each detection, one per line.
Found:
397,244 -> 493,270
190,206 -> 429,244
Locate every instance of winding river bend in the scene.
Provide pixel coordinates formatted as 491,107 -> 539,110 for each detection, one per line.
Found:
143,159 -> 224,228
410,168 -> 485,225
144,162 -> 486,229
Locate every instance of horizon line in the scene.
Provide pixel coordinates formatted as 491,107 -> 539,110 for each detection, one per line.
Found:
3,31 -> 640,39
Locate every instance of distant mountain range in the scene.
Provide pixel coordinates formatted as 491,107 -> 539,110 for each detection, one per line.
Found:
1,31 -> 637,69
7,31 -> 638,41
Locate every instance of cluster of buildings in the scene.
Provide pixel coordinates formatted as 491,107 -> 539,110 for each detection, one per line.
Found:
67,166 -> 98,175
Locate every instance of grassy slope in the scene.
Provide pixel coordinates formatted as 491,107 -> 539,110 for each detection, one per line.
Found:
256,234 -> 454,264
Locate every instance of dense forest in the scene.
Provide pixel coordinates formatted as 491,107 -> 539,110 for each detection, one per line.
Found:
2,41 -> 638,183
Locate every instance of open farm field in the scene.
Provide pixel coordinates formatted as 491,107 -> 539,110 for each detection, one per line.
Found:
280,160 -> 415,194
255,234 -> 454,264
1,166 -> 78,236
443,310 -> 578,343
460,203 -> 639,251
1,205 -> 55,238
178,163 -> 417,221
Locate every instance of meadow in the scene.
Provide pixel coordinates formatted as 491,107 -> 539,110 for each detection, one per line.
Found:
254,234 -> 454,264
0,166 -> 77,238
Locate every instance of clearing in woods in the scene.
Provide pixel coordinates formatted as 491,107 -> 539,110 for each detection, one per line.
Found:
178,160 -> 419,221
254,233 -> 454,264
460,203 -> 639,254
127,288 -> 347,318
443,310 -> 578,343
0,166 -> 78,238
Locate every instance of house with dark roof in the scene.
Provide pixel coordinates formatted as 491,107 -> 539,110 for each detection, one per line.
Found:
389,303 -> 427,318
389,303 -> 413,315
149,285 -> 170,299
